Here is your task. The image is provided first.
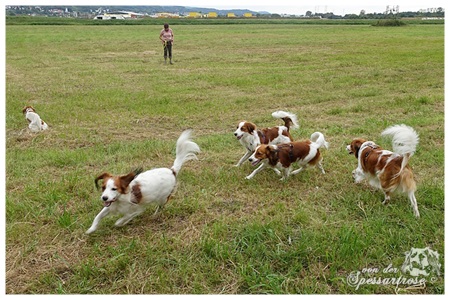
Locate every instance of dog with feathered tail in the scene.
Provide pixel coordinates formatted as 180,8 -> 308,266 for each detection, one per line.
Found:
347,124 -> 420,217
86,130 -> 200,234
233,110 -> 299,167
247,131 -> 329,180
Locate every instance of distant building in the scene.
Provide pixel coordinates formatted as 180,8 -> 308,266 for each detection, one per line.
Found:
94,11 -> 144,20
207,12 -> 218,18
153,12 -> 180,18
243,13 -> 254,18
227,12 -> 236,18
188,12 -> 202,18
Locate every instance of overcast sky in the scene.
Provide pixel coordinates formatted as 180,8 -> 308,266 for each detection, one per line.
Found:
6,0 -> 447,15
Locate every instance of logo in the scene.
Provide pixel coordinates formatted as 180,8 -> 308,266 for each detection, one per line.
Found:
401,247 -> 441,277
347,247 -> 441,291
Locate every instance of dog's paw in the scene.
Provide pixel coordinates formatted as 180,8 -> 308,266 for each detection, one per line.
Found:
245,175 -> 253,180
85,228 -> 96,234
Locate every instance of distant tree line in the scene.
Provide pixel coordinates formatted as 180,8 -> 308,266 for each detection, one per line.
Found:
267,8 -> 444,19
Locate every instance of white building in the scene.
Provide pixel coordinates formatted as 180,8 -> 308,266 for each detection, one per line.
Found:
94,11 -> 144,20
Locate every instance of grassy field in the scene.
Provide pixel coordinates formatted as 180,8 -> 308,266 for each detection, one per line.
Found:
5,22 -> 444,294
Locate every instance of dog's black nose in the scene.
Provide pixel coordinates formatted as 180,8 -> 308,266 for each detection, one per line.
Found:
102,196 -> 108,201
234,133 -> 237,136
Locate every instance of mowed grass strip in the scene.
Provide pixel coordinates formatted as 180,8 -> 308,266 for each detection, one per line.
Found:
5,23 -> 444,294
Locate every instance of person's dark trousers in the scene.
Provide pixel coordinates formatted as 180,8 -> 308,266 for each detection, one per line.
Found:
164,41 -> 173,64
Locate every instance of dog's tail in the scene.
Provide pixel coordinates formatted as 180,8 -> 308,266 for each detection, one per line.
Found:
381,124 -> 419,171
271,111 -> 299,130
310,132 -> 329,149
171,130 -> 200,176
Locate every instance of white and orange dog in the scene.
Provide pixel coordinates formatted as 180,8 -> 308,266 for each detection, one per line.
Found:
346,124 -> 420,217
247,131 -> 329,180
86,130 -> 200,234
234,111 -> 299,167
22,105 -> 48,132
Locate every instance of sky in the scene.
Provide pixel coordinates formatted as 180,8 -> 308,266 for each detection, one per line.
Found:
5,0 -> 448,15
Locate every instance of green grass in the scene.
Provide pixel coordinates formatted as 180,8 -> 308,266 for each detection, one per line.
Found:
5,22 -> 444,294
6,16 -> 445,26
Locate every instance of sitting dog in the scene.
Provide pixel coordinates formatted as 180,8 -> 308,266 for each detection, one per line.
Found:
346,124 -> 420,217
234,111 -> 299,167
86,130 -> 200,234
247,131 -> 329,180
22,105 -> 48,132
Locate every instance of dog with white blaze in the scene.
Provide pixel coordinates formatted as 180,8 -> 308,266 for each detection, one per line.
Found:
86,130 -> 200,234
247,131 -> 329,180
234,110 -> 299,167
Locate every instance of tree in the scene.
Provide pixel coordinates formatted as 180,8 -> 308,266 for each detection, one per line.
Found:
305,10 -> 312,17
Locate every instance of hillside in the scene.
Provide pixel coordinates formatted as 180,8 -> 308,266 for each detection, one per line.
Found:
6,5 -> 271,16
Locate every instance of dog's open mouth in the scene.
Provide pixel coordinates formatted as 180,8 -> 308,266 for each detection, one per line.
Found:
236,135 -> 243,140
103,200 -> 115,207
251,159 -> 261,166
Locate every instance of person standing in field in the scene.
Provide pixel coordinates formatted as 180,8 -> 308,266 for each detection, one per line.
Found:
160,23 -> 174,65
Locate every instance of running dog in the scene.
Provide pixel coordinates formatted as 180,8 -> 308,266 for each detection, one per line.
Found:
86,130 -> 200,234
247,131 -> 329,180
346,124 -> 420,217
234,111 -> 299,167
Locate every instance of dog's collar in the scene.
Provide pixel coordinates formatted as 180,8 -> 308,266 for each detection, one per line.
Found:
363,144 -> 379,160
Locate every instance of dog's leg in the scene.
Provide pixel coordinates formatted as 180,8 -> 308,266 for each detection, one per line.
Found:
86,207 -> 110,234
352,168 -> 365,183
291,166 -> 304,176
408,191 -> 420,218
280,166 -> 292,180
245,163 -> 266,179
115,209 -> 145,227
272,168 -> 281,175
317,161 -> 325,174
235,151 -> 252,167
382,191 -> 390,205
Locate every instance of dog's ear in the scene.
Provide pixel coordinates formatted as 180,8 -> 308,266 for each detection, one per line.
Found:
246,123 -> 256,134
352,139 -> 365,158
119,171 -> 138,191
133,167 -> 143,177
94,172 -> 112,190
266,145 -> 279,165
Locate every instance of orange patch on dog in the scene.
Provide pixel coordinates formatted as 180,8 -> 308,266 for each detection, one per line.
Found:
259,127 -> 292,144
131,184 -> 142,204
